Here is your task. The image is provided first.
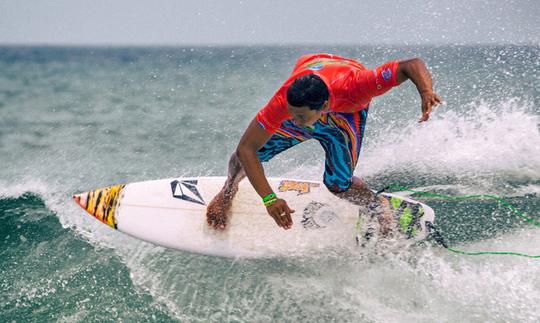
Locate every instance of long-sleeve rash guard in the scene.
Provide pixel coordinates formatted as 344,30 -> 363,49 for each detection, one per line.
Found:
256,53 -> 400,133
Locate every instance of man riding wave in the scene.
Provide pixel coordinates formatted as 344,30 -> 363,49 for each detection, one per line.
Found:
206,53 -> 441,232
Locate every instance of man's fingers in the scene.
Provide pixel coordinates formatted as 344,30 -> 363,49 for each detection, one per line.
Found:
426,102 -> 433,113
210,220 -> 225,230
269,208 -> 286,228
276,209 -> 292,229
214,216 -> 226,230
419,112 -> 430,122
282,211 -> 293,229
419,91 -> 442,123
283,205 -> 294,228
277,208 -> 291,229
267,199 -> 294,229
419,103 -> 431,122
208,215 -> 223,230
429,93 -> 442,107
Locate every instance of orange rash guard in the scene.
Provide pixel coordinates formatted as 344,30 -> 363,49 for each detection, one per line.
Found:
256,53 -> 400,133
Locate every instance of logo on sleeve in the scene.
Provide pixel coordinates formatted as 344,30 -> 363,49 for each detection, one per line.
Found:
308,64 -> 324,71
381,67 -> 392,81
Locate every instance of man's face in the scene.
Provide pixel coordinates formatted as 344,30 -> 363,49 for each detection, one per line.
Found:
287,101 -> 328,127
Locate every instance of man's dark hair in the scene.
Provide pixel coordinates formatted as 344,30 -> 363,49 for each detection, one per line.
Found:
286,74 -> 329,110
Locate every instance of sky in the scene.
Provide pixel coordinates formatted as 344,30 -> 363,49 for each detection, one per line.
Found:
0,0 -> 538,46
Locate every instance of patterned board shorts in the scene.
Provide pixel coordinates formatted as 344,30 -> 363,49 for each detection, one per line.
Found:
257,109 -> 368,193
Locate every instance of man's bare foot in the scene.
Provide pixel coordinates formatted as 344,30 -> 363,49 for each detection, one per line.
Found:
206,190 -> 234,230
376,197 -> 395,236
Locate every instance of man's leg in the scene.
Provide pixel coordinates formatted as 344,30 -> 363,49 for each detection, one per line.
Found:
206,120 -> 312,230
331,177 -> 394,236
315,110 -> 394,235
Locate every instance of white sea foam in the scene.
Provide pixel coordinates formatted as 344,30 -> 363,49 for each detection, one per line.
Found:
359,98 -> 540,182
5,98 -> 538,322
0,178 -> 51,198
264,228 -> 540,322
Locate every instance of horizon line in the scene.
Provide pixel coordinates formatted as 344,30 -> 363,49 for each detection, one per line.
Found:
1,41 -> 538,48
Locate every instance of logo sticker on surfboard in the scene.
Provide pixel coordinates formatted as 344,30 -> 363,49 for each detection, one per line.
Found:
170,180 -> 205,205
301,201 -> 338,229
278,180 -> 320,195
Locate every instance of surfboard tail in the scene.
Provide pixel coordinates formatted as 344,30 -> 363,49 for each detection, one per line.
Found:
73,184 -> 125,229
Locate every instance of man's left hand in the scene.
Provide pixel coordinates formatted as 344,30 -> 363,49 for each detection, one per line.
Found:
419,90 -> 442,122
266,198 -> 294,229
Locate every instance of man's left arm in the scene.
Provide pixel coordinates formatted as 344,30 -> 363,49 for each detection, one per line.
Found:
396,58 -> 442,122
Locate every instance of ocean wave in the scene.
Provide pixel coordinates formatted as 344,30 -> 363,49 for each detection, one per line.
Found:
0,179 -> 51,199
359,98 -> 540,184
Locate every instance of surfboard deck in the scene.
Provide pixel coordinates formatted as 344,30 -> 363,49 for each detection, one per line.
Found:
73,177 -> 435,258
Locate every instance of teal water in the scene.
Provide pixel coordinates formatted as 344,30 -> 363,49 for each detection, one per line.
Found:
1,45 -> 539,322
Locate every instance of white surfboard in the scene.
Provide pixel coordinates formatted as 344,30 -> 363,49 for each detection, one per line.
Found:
73,177 -> 435,258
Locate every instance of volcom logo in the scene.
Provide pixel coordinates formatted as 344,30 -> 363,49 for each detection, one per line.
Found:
170,180 -> 205,205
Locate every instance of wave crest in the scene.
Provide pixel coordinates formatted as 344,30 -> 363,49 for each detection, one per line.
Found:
360,98 -> 540,182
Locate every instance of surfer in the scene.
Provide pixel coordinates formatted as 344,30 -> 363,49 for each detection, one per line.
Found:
207,53 -> 441,231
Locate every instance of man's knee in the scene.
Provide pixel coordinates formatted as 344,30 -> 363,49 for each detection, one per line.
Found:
323,178 -> 352,194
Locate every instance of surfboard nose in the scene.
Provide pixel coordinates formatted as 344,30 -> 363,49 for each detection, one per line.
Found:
73,192 -> 89,210
72,184 -> 125,229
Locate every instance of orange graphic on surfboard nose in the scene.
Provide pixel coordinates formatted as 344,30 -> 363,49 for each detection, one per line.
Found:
72,184 -> 125,229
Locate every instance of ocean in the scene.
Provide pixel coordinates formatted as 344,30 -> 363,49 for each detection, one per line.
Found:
1,45 -> 539,322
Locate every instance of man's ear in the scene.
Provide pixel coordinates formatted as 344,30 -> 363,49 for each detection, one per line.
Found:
323,101 -> 329,111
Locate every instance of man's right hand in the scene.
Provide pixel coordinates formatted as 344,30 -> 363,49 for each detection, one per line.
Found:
419,90 -> 442,122
266,198 -> 295,229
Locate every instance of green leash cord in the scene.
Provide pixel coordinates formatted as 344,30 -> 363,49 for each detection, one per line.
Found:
382,184 -> 540,259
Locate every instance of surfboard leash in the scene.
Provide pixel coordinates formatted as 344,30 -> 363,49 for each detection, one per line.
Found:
378,184 -> 540,259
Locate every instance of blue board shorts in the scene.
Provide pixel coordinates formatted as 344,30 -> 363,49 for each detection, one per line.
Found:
257,109 -> 368,193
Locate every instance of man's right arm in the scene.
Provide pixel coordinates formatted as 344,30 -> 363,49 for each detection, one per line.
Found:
236,118 -> 274,199
395,58 -> 442,122
236,118 -> 294,229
